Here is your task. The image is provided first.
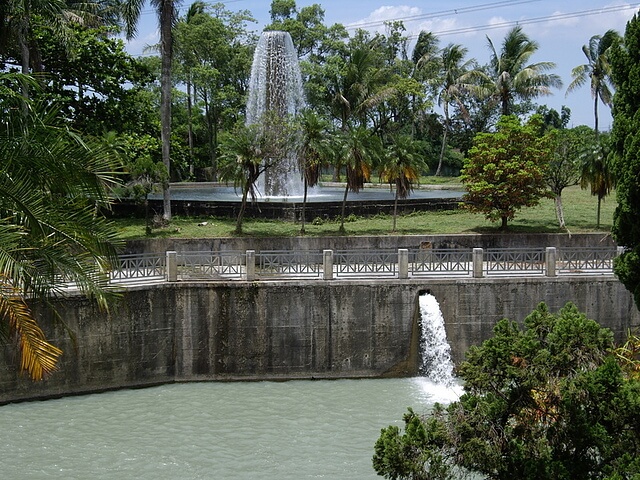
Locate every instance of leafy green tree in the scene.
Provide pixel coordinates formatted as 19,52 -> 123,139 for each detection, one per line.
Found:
34,24 -> 155,136
0,75 -> 122,380
566,30 -> 621,135
373,302 -> 640,479
482,26 -> 562,116
379,135 -> 426,232
610,13 -> 640,309
460,115 -> 552,230
173,3 -> 255,180
546,125 -> 596,228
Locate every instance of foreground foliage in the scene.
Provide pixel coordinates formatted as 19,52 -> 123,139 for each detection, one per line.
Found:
373,303 -> 640,479
611,13 -> 640,310
0,76 -> 122,379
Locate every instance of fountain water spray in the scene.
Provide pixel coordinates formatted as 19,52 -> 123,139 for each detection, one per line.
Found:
418,293 -> 456,386
246,31 -> 306,197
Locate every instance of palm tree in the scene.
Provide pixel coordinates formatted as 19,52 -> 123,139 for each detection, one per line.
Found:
379,135 -> 426,232
335,126 -> 382,233
580,132 -> 615,228
121,0 -> 182,221
484,26 -> 562,116
297,110 -> 333,234
218,124 -> 265,234
434,43 -> 478,176
0,75 -> 122,380
566,30 -> 620,136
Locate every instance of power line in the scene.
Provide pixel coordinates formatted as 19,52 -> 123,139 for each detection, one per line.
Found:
345,0 -> 545,30
420,3 -> 640,38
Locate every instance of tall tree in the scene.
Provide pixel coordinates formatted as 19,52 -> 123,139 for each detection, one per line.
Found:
379,135 -> 426,232
580,132 -> 615,228
610,13 -> 640,309
461,115 -> 552,230
566,30 -> 621,135
122,0 -> 182,221
546,126 -> 595,229
484,26 -> 562,116
335,126 -> 382,233
433,43 -> 477,176
296,110 -> 333,234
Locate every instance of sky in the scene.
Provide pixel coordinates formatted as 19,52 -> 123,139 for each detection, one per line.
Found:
124,0 -> 640,130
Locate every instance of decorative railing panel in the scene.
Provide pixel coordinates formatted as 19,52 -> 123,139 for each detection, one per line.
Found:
409,248 -> 472,276
558,247 -> 617,274
335,249 -> 398,277
257,250 -> 323,278
110,253 -> 166,282
177,251 -> 244,280
485,248 -> 545,276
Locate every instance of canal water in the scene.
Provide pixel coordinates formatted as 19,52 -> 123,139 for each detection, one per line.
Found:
1,293 -> 461,479
0,378 -> 461,479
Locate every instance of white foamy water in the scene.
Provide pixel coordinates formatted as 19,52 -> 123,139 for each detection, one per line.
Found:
418,293 -> 456,385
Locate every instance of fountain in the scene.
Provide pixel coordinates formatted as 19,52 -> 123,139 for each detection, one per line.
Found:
418,292 -> 456,386
246,31 -> 306,197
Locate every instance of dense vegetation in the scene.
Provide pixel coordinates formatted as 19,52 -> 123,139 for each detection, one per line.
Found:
373,303 -> 640,479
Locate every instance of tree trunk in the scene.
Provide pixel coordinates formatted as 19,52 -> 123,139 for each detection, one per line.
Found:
339,183 -> 349,233
597,195 -> 602,228
392,188 -> 399,232
160,0 -> 174,221
187,77 -> 194,178
554,193 -> 566,229
300,180 -> 308,235
235,186 -> 249,234
594,93 -> 599,137
501,215 -> 508,230
436,125 -> 448,177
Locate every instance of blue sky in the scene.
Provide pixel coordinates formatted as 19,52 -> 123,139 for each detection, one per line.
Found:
124,0 -> 640,129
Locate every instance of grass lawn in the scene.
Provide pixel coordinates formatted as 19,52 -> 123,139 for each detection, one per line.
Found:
113,184 -> 616,240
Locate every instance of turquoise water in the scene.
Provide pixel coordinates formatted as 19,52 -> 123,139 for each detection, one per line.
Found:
0,378 -> 462,479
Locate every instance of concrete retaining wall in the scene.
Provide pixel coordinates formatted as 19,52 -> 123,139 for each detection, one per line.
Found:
121,233 -> 616,255
2,276 -> 638,404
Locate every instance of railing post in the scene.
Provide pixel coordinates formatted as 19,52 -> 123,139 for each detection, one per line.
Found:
473,248 -> 484,278
545,247 -> 557,277
398,249 -> 409,279
245,250 -> 256,281
166,250 -> 177,282
323,249 -> 334,280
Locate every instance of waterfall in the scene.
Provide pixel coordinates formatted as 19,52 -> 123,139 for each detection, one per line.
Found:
246,31 -> 306,197
418,293 -> 455,386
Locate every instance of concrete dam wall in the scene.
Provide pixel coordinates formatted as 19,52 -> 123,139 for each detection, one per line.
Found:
2,276 -> 638,404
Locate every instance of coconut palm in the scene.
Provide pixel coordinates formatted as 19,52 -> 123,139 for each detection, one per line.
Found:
566,30 -> 621,136
296,110 -> 334,234
335,126 -> 383,233
379,135 -> 426,232
580,132 -> 615,228
0,75 -> 122,380
484,26 -> 562,116
121,0 -> 182,221
434,43 -> 478,176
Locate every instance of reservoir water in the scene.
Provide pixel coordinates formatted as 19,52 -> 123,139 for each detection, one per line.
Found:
0,378 -> 461,479
1,293 -> 461,478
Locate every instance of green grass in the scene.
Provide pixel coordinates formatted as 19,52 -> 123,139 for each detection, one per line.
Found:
113,185 -> 616,240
